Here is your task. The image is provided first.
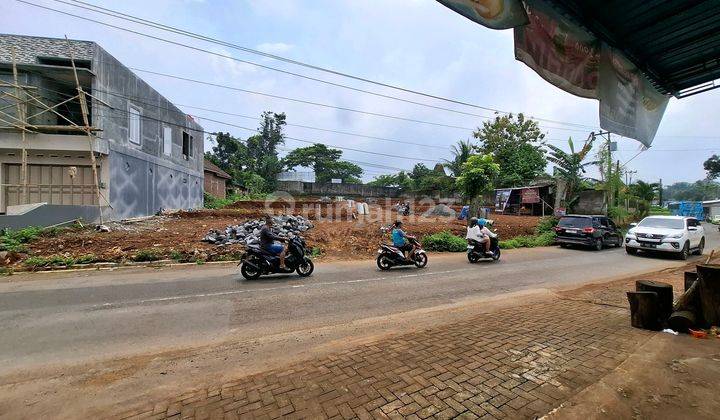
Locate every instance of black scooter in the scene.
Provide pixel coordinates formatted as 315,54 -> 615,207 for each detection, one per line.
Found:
376,236 -> 428,270
467,236 -> 501,263
240,235 -> 314,280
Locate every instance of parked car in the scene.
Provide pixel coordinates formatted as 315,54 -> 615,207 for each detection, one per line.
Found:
625,216 -> 705,260
554,215 -> 623,250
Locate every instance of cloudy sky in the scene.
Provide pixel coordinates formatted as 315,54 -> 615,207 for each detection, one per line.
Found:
3,0 -> 718,184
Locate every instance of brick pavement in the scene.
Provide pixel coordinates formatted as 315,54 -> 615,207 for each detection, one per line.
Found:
115,299 -> 651,420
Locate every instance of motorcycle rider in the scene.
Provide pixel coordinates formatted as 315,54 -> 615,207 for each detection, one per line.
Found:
466,217 -> 496,255
260,215 -> 288,269
392,220 -> 415,261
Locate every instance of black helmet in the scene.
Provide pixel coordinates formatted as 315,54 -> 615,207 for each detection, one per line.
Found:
394,220 -> 403,227
469,217 -> 478,227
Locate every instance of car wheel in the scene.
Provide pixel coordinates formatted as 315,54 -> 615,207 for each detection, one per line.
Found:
679,242 -> 690,260
626,247 -> 637,255
594,238 -> 603,251
693,237 -> 705,256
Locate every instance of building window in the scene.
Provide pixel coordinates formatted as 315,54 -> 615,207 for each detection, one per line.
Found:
129,106 -> 142,145
182,131 -> 192,160
163,125 -> 172,156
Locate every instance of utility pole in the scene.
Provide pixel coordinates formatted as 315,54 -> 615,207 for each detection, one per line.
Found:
658,178 -> 663,205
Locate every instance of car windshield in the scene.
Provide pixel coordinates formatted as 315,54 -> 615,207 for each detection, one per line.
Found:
638,218 -> 685,229
558,217 -> 591,228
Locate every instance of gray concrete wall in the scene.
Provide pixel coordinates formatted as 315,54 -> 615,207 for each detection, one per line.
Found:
276,181 -> 401,198
0,204 -> 104,230
108,146 -> 202,219
574,190 -> 606,215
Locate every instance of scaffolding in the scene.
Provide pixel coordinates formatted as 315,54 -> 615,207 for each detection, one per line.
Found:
0,40 -> 108,223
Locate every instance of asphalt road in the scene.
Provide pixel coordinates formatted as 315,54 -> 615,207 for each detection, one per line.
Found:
1,226 -> 716,374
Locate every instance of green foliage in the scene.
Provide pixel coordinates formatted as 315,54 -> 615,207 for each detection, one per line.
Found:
74,254 -> 97,264
649,205 -> 671,216
547,137 -> 598,211
473,113 -> 547,188
132,249 -> 160,262
169,250 -> 184,261
443,140 -> 474,177
309,247 -> 322,257
663,180 -> 720,201
23,255 -> 78,269
455,154 -> 500,199
704,154 -> 720,179
421,231 -> 467,252
499,231 -> 556,249
283,143 -> 363,183
204,191 -> 268,209
0,226 -> 44,252
535,216 -> 559,235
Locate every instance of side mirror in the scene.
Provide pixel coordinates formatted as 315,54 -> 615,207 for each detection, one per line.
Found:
629,223 -> 638,228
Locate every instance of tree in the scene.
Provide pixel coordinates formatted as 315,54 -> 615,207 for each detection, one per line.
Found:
367,172 -> 412,190
205,132 -> 248,183
283,143 -> 363,183
546,137 -> 598,210
704,155 -> 720,179
630,180 -> 660,218
456,154 -> 500,214
246,112 -> 287,191
443,140 -> 473,177
473,113 -> 547,187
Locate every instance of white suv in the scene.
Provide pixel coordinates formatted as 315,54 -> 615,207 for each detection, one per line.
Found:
625,216 -> 705,260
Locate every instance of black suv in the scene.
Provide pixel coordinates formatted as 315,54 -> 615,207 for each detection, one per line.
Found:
554,215 -> 623,250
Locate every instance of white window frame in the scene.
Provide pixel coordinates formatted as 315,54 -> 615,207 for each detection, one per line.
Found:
162,125 -> 172,156
128,105 -> 142,145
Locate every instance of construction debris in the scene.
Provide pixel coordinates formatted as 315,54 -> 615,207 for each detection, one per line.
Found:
202,215 -> 314,246
425,204 -> 455,217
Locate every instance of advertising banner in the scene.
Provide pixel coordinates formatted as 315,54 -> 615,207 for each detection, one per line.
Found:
521,187 -> 540,203
437,0 -> 528,29
598,45 -> 669,147
513,0 -> 599,99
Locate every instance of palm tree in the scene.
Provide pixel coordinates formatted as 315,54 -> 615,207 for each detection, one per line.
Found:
546,137 -> 599,210
443,140 -> 474,177
630,180 -> 660,217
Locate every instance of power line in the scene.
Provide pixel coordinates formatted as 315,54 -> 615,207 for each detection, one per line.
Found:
40,0 -> 601,132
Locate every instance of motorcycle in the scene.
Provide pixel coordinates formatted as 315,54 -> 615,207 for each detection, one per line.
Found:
376,234 -> 428,270
467,236 -> 501,263
239,235 -> 314,280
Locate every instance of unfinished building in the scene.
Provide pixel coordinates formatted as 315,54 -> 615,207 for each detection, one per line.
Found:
0,34 -> 204,228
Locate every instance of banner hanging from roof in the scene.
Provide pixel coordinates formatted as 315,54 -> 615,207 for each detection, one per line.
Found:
438,0 -> 670,147
437,0 -> 528,29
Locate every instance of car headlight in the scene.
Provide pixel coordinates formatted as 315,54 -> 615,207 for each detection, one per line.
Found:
667,232 -> 683,239
626,229 -> 636,238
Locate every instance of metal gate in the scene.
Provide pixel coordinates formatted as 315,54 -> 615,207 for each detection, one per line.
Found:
3,164 -> 98,209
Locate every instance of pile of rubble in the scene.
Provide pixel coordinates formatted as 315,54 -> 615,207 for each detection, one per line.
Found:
201,215 -> 314,246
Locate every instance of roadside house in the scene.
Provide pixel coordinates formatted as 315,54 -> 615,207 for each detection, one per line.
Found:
203,159 -> 231,199
0,34 -> 204,228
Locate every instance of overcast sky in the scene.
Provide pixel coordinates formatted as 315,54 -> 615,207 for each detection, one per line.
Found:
3,0 -> 718,184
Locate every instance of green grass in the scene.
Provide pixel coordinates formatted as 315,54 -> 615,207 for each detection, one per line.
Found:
204,192 -> 269,209
0,226 -> 44,253
22,253 -> 97,269
649,205 -> 672,216
499,231 -> 556,249
421,231 -> 467,252
132,249 -> 161,262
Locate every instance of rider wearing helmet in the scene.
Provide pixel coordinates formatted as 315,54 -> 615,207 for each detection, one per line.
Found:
466,217 -> 496,254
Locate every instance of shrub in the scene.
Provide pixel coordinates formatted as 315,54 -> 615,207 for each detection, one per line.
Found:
1,226 -> 44,252
535,216 -> 559,235
169,250 -> 184,261
421,231 -> 467,252
74,254 -> 97,265
499,231 -> 555,249
23,255 -> 76,269
132,249 -> 160,262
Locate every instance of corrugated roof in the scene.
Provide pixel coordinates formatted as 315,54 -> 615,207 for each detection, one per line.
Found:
547,0 -> 720,97
203,159 -> 231,179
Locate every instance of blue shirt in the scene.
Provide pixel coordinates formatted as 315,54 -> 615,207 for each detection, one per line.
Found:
392,228 -> 406,247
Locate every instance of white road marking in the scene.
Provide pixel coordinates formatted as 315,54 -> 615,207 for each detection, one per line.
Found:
91,268 -> 473,309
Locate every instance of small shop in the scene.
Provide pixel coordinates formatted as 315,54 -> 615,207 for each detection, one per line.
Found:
495,183 -> 554,216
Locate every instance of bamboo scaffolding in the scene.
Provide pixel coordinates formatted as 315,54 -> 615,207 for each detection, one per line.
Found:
10,47 -> 28,203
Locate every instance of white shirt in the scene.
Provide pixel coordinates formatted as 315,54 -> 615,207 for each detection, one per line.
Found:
466,225 -> 497,241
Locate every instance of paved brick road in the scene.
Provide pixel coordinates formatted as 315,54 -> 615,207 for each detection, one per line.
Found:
115,298 -> 651,420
